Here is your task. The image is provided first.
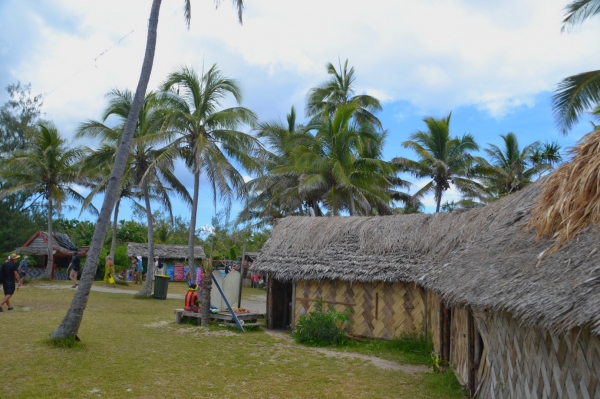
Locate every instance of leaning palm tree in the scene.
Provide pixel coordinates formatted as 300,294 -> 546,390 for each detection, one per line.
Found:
393,113 -> 487,213
0,122 -> 87,277
306,59 -> 383,130
160,64 -> 263,325
51,0 -> 245,340
553,0 -> 600,134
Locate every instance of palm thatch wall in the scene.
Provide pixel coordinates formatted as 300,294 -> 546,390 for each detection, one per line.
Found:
295,280 -> 427,339
126,243 -> 205,260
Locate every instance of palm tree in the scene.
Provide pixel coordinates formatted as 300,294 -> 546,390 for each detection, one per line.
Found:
52,0 -> 246,340
393,112 -> 487,213
552,0 -> 600,134
284,102 -> 397,216
484,133 -> 551,195
307,59 -> 383,130
160,64 -> 263,325
0,122 -> 87,277
78,89 -> 191,297
237,106 -> 313,227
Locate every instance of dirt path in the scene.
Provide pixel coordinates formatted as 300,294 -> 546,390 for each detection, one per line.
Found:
264,329 -> 431,374
32,284 -> 267,313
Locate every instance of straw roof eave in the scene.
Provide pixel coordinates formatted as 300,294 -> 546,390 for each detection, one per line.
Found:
126,243 -> 206,260
252,180 -> 600,336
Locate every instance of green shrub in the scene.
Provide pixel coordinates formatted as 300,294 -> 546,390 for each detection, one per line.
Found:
293,298 -> 352,346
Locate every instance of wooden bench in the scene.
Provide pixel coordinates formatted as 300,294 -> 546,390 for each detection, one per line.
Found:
174,309 -> 264,327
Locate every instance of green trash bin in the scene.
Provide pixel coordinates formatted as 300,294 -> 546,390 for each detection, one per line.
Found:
153,275 -> 170,299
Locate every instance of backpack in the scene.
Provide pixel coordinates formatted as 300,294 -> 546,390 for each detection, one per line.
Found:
158,260 -> 164,268
0,263 -> 4,284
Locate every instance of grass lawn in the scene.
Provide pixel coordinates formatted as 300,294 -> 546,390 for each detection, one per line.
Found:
1,281 -> 466,398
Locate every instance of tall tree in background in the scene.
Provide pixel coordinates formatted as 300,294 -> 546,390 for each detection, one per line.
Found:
285,102 -> 397,215
484,133 -> 557,195
552,0 -> 600,133
0,123 -> 87,277
0,82 -> 44,154
237,106 -> 312,227
393,113 -> 487,213
160,64 -> 262,291
306,59 -> 383,130
51,0 -> 246,340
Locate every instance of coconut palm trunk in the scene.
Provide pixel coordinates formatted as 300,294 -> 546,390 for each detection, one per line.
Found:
138,181 -> 155,297
50,0 -> 162,339
200,269 -> 212,326
187,169 -> 200,283
110,198 -> 120,259
45,193 -> 54,278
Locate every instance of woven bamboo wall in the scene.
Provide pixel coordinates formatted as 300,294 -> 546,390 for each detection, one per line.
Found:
450,306 -> 469,386
473,310 -> 600,399
294,280 -> 427,339
427,290 -> 441,354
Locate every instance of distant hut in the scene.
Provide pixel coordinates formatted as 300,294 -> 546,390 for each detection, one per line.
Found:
16,231 -> 88,279
252,174 -> 600,397
126,243 -> 205,262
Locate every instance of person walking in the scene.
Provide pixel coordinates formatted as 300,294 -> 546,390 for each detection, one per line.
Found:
134,256 -> 143,284
0,253 -> 23,311
104,255 -> 116,288
67,251 -> 81,288
18,255 -> 29,284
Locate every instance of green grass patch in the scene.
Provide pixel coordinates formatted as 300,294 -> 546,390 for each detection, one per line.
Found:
2,284 -> 465,398
46,336 -> 84,350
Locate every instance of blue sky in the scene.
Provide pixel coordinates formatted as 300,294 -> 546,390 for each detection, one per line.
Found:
1,0 -> 598,229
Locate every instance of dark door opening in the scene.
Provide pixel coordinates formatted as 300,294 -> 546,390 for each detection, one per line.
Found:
267,279 -> 293,329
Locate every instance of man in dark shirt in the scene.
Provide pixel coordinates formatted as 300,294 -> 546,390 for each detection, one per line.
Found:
68,251 -> 81,288
1,253 -> 22,312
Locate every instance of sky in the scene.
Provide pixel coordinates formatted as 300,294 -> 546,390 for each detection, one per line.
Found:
1,0 -> 598,230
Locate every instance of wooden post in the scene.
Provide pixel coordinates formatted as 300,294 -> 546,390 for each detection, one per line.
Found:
468,307 -> 476,396
237,241 -> 246,309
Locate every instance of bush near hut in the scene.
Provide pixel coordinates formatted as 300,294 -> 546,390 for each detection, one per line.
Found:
293,298 -> 352,346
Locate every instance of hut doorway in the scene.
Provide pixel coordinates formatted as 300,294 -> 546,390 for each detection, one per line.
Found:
267,279 -> 293,329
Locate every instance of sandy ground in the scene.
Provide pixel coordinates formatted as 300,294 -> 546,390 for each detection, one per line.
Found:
30,284 -> 267,313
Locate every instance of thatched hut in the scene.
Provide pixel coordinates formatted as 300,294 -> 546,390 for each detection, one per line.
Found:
252,180 -> 600,397
126,243 -> 205,261
16,231 -> 88,279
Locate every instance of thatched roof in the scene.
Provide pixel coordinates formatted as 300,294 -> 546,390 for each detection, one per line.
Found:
16,231 -> 87,257
252,180 -> 600,336
126,243 -> 205,260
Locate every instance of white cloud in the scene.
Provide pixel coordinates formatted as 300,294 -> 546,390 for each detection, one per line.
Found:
4,0 -> 599,139
2,0 -> 597,224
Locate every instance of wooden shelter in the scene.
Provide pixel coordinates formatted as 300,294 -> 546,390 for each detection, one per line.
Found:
16,231 -> 88,279
126,243 -> 205,261
252,181 -> 600,398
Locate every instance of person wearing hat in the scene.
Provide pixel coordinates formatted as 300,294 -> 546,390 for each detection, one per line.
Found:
18,255 -> 29,283
184,284 -> 200,312
0,253 -> 22,311
67,251 -> 81,288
